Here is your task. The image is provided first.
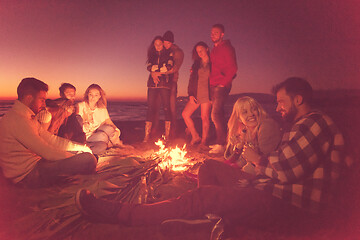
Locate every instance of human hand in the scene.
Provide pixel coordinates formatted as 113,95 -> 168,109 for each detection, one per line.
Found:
160,63 -> 167,73
223,159 -> 239,168
151,65 -> 159,72
151,72 -> 160,84
242,144 -> 261,165
81,145 -> 93,153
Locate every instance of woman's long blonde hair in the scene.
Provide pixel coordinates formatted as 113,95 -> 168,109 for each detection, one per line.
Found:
227,96 -> 267,144
84,84 -> 107,108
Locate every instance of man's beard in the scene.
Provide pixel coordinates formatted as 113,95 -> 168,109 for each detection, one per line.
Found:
212,39 -> 221,44
282,104 -> 298,123
29,101 -> 44,114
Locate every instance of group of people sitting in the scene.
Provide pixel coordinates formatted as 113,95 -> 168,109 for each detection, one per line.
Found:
0,78 -> 133,188
0,74 -> 351,237
73,77 -> 351,237
36,82 -> 125,156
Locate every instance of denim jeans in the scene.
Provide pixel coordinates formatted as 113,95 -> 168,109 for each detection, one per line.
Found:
58,114 -> 86,144
198,159 -> 255,187
147,87 -> 171,122
169,82 -> 178,134
118,159 -> 309,227
87,124 -> 117,155
18,152 -> 97,188
210,86 -> 231,145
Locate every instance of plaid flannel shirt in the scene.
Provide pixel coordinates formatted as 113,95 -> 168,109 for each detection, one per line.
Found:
253,111 -> 346,212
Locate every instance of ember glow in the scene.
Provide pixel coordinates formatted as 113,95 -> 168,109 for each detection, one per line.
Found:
154,139 -> 194,172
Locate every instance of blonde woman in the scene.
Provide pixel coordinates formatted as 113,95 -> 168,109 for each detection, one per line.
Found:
224,96 -> 281,173
77,84 -> 122,155
198,96 -> 281,186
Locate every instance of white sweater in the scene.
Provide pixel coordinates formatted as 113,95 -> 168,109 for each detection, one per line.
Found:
0,100 -> 87,183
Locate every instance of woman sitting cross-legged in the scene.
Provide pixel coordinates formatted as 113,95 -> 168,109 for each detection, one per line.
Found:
77,84 -> 125,155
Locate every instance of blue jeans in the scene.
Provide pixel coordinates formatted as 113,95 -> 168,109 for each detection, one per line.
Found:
210,86 -> 230,145
58,114 -> 86,144
118,159 -> 309,227
87,124 -> 117,155
147,88 -> 171,122
17,152 -> 97,188
169,82 -> 177,124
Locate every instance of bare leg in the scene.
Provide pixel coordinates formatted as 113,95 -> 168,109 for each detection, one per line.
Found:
182,99 -> 201,144
200,102 -> 211,145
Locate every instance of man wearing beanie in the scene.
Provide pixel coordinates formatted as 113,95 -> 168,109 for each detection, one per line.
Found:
208,24 -> 237,154
161,30 -> 184,138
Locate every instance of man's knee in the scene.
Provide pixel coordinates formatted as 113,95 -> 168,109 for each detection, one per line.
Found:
199,159 -> 218,175
98,124 -> 116,136
79,152 -> 97,173
87,141 -> 108,155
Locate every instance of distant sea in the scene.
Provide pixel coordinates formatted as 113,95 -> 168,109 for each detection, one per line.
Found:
0,100 -> 150,121
0,95 -> 278,122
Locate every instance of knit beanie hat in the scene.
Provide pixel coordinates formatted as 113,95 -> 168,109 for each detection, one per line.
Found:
163,31 -> 174,43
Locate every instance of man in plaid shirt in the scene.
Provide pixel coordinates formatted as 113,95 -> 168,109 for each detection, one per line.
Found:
75,77 -> 348,228
242,77 -> 348,213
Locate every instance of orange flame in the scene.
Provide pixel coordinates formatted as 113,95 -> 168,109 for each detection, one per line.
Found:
154,139 -> 194,172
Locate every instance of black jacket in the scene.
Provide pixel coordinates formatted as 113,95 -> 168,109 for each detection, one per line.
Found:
147,49 -> 174,88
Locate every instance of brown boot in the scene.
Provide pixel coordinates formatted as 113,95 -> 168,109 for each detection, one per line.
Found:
165,121 -> 171,140
75,189 -> 122,224
143,121 -> 152,142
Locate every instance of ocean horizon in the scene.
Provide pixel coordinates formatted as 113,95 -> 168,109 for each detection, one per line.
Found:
0,96 -> 278,122
0,100 -> 151,122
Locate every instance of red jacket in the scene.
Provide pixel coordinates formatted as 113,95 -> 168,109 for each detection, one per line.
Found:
209,40 -> 237,88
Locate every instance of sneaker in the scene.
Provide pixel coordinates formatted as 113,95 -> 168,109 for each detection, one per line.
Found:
210,217 -> 225,240
75,189 -> 122,224
160,218 -> 214,236
209,144 -> 225,154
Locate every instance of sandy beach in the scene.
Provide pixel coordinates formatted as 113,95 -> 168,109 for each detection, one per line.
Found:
0,92 -> 360,240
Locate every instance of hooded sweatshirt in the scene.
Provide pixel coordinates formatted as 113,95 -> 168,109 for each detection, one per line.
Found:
209,40 -> 237,88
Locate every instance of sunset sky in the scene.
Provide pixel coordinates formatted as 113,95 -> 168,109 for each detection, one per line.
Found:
0,0 -> 359,100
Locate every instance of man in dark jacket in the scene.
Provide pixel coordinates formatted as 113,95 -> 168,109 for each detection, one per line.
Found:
208,24 -> 237,154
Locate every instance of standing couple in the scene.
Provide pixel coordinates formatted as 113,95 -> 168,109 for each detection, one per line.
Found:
145,24 -> 238,155
144,31 -> 184,142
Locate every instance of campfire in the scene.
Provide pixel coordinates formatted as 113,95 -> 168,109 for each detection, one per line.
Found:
18,139 -> 203,239
94,138 -> 201,205
154,139 -> 196,172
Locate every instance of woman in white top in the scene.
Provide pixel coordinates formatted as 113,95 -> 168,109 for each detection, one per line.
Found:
77,84 -> 122,155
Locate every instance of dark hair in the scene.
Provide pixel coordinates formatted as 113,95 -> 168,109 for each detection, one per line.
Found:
17,77 -> 48,100
192,41 -> 210,61
84,84 -> 107,108
59,83 -> 76,97
272,77 -> 313,104
163,30 -> 174,43
212,23 -> 225,33
147,36 -> 164,63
